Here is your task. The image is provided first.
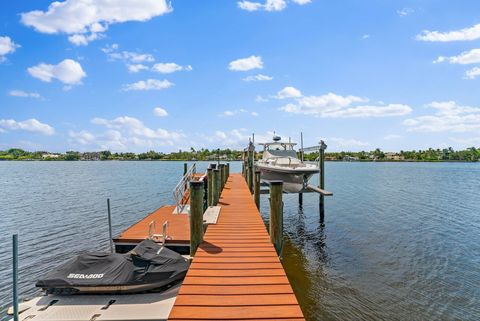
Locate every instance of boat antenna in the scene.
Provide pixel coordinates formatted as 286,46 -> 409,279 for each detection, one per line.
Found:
300,132 -> 304,162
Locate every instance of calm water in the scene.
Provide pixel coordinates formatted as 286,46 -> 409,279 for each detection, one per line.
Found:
1,161 -> 479,320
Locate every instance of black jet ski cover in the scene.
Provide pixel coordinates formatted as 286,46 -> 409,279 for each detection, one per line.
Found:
36,239 -> 189,294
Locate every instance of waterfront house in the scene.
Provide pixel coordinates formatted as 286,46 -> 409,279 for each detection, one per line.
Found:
385,152 -> 405,161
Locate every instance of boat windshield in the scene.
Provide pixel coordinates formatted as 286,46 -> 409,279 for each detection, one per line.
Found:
264,142 -> 296,151
267,150 -> 298,158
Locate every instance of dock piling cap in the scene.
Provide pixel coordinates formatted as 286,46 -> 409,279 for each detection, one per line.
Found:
190,180 -> 203,188
268,180 -> 283,186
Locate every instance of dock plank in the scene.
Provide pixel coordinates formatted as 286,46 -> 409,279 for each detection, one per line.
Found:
168,174 -> 305,321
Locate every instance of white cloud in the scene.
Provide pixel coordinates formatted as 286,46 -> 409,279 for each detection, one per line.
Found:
397,8 -> 414,17
229,55 -> 263,71
450,136 -> 480,146
0,36 -> 20,61
78,116 -> 183,151
68,33 -> 101,46
68,130 -> 95,145
152,62 -> 192,74
219,109 -> 257,117
384,134 -> 402,140
237,1 -> 263,11
127,64 -> 149,73
0,118 -> 55,135
202,129 -> 272,149
251,111 -> 259,116
292,0 -> 311,4
102,44 -> 159,73
243,74 -> 273,82
403,101 -> 480,133
103,45 -> 155,63
265,0 -> 287,11
21,0 -> 172,45
221,110 -> 236,117
277,88 -> 411,118
28,59 -> 86,85
275,86 -> 302,99
238,0 -> 307,12
9,90 -> 42,99
434,48 -> 480,65
329,137 -> 369,149
362,34 -> 370,39
255,95 -> 269,102
416,23 -> 480,42
465,67 -> 480,79
321,104 -> 412,118
122,79 -> 174,91
153,107 -> 168,117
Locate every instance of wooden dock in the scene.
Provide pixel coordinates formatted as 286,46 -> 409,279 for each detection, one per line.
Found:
113,205 -> 190,246
168,173 -> 305,320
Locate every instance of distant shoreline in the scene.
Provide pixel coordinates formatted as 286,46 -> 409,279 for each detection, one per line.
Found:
2,147 -> 479,162
0,159 -> 477,163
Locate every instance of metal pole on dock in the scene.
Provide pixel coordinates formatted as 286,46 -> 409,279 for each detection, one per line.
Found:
299,132 -> 304,206
319,140 -> 327,224
207,167 -> 213,206
269,181 -> 283,255
212,169 -> 220,205
189,181 -> 204,256
107,198 -> 114,253
254,170 -> 261,209
247,146 -> 254,194
12,234 -> 19,321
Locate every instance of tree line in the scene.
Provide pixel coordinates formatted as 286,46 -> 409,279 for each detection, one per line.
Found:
1,147 -> 479,162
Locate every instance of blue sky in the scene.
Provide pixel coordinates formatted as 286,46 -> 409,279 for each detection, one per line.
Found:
1,0 -> 480,152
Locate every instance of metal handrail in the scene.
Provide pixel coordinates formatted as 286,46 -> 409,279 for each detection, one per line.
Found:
172,163 -> 196,214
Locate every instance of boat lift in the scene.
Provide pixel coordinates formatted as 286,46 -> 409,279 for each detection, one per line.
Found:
243,132 -> 333,222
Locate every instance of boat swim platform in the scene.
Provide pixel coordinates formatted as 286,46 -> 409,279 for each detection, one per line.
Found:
168,173 -> 305,320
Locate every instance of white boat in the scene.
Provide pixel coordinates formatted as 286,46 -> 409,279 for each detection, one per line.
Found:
255,135 -> 319,193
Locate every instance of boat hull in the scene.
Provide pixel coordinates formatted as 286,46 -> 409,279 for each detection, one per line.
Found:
255,164 -> 318,193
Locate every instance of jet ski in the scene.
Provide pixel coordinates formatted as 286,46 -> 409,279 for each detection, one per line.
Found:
36,239 -> 189,294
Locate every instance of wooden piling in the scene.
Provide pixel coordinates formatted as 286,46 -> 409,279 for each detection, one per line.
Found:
269,180 -> 283,254
226,163 -> 230,180
298,193 -> 303,207
212,169 -> 220,205
207,167 -> 213,206
254,170 -> 261,209
12,234 -> 19,321
189,180 -> 204,256
219,164 -> 225,191
183,162 -> 188,190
